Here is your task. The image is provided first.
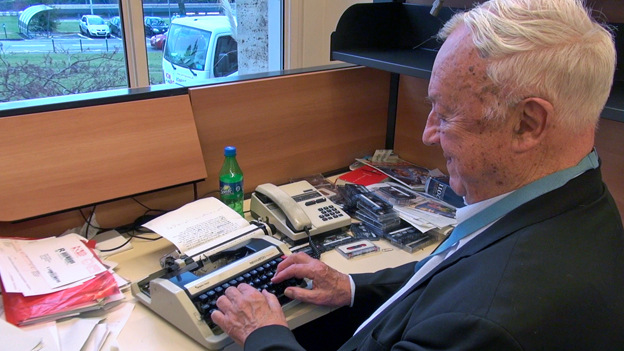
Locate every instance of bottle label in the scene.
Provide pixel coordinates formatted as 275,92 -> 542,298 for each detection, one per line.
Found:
220,180 -> 244,196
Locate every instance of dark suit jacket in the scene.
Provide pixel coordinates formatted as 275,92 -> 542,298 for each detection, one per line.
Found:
245,166 -> 624,351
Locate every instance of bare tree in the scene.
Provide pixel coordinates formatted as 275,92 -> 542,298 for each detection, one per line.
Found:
0,48 -> 127,102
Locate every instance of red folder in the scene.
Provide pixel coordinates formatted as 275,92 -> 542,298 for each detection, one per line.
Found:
1,268 -> 120,326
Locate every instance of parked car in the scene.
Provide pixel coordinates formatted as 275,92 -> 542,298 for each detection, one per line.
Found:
144,16 -> 168,37
150,33 -> 166,50
79,15 -> 110,38
109,16 -> 122,37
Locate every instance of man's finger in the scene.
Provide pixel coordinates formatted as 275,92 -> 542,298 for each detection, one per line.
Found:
283,286 -> 318,304
272,262 -> 315,284
274,252 -> 312,275
211,309 -> 225,326
262,290 -> 284,312
224,284 -> 244,302
237,283 -> 258,295
216,294 -> 234,311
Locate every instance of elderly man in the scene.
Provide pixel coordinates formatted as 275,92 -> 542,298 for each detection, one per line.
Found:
211,0 -> 624,350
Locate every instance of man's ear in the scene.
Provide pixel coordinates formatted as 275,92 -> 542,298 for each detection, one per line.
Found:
511,97 -> 552,152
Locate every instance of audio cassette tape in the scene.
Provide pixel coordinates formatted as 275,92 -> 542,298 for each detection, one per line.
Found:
335,239 -> 379,259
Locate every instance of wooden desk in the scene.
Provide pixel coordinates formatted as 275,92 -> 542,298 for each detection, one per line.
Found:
111,201 -> 435,351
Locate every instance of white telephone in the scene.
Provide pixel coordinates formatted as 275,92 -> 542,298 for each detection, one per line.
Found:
250,180 -> 351,243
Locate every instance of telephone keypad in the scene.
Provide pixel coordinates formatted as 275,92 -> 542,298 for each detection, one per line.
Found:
318,205 -> 345,221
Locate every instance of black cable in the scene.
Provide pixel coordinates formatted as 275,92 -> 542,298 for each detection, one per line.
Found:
131,197 -> 167,213
126,231 -> 163,241
99,237 -> 133,252
80,205 -> 116,238
200,189 -> 221,199
98,229 -> 162,253
305,227 -> 321,259
77,206 -> 114,232
84,205 -> 94,238
77,197 -> 168,239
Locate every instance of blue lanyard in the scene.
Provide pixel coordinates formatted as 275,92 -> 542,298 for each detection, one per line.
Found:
429,150 -> 599,257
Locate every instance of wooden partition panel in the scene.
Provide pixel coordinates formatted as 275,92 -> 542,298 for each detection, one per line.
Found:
0,95 -> 206,222
189,66 -> 390,195
595,118 -> 624,216
393,75 -> 446,172
1,67 -> 389,238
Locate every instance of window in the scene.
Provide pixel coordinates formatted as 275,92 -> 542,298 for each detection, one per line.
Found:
213,36 -> 238,77
0,0 -> 369,106
1,2 -> 128,102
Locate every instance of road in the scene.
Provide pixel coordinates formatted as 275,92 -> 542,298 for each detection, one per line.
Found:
0,34 -> 161,54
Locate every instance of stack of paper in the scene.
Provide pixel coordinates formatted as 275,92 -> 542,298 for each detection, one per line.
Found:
368,182 -> 457,236
0,318 -> 42,351
1,299 -> 135,351
0,235 -> 123,326
142,196 -> 250,257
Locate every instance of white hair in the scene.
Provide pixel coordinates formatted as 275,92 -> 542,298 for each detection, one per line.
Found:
438,0 -> 616,133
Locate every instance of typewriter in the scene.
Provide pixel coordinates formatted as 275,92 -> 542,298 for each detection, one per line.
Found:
131,222 -> 309,350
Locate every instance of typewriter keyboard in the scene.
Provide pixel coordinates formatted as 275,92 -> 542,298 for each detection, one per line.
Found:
192,255 -> 307,328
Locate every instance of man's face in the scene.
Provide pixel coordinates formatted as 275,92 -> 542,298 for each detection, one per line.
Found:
423,25 -> 516,204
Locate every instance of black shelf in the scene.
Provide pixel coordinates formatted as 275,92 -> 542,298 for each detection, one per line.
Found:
331,48 -> 437,79
330,3 -> 453,80
331,3 -> 624,123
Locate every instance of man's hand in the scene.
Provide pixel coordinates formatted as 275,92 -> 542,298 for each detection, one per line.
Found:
272,252 -> 352,307
211,284 -> 288,345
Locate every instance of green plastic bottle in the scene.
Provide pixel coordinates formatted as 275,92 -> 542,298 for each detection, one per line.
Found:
219,146 -> 244,216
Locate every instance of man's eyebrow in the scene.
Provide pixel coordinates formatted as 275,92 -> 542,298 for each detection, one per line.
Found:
426,96 -> 451,110
425,95 -> 445,105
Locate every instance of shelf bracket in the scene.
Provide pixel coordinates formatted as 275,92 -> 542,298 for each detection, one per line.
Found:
386,72 -> 400,149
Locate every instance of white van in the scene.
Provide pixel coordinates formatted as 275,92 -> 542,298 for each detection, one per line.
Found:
162,16 -> 237,85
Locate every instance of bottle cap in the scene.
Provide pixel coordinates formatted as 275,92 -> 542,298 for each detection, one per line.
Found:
224,146 -> 237,157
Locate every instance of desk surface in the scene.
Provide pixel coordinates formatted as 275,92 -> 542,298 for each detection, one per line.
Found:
112,203 -> 436,351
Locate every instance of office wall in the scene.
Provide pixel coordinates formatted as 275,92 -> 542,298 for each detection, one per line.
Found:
0,67 -> 390,238
188,66 -> 390,199
393,75 -> 624,222
284,0 -> 373,70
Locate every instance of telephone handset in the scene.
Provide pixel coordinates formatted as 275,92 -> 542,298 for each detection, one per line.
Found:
250,180 -> 351,243
254,183 -> 312,232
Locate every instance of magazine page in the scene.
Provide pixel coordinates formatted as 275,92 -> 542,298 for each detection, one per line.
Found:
356,158 -> 430,190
